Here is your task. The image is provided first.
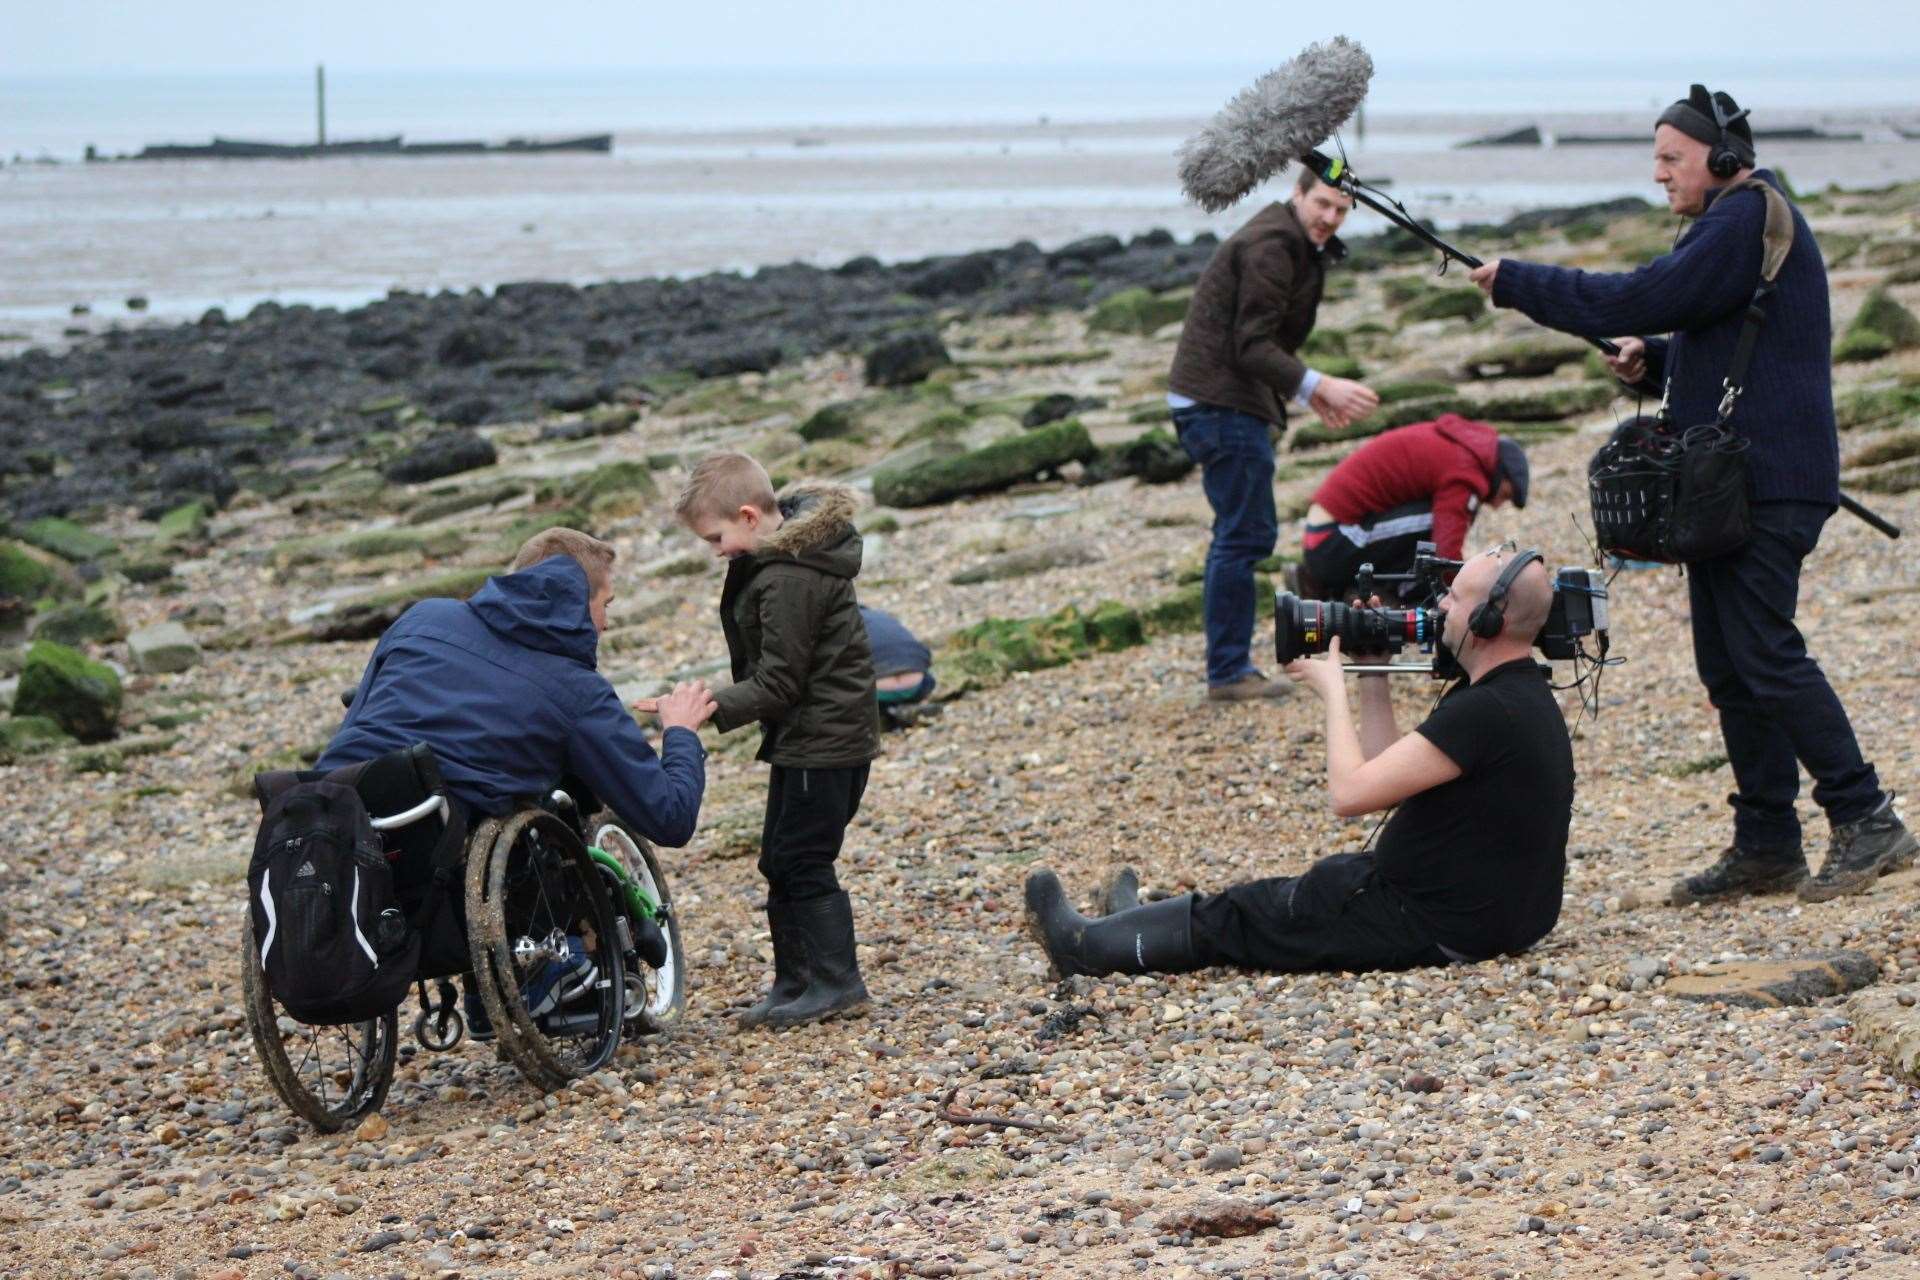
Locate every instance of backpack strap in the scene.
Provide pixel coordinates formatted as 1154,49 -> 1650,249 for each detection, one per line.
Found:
1705,178 -> 1795,424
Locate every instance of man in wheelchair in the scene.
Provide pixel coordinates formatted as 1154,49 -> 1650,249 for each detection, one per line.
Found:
317,527 -> 716,1034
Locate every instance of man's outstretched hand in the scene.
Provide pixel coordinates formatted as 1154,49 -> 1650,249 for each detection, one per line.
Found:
1602,336 -> 1647,385
1284,635 -> 1348,702
632,679 -> 717,732
1309,376 -> 1379,432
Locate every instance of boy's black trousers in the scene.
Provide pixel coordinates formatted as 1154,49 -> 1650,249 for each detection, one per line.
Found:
759,764 -> 869,902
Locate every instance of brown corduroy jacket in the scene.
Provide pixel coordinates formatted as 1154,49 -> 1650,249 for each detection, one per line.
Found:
1167,199 -> 1345,427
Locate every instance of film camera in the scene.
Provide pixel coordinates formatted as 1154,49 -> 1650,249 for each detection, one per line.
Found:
1273,544 -> 1609,674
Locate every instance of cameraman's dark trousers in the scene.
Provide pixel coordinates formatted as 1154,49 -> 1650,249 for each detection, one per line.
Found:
1192,852 -> 1453,971
758,764 -> 869,903
1689,500 -> 1881,851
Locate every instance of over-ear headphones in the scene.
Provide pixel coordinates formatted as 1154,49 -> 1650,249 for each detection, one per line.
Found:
1703,87 -> 1755,180
1468,549 -> 1543,640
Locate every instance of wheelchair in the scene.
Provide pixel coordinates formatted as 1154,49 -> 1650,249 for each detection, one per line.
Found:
241,743 -> 686,1132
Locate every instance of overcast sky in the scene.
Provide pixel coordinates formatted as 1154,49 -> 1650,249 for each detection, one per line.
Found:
8,1 -> 1918,74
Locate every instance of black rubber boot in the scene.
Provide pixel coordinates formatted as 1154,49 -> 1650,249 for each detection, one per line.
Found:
1096,866 -> 1141,916
761,892 -> 870,1029
737,900 -> 809,1029
1667,844 -> 1807,906
1025,869 -> 1197,978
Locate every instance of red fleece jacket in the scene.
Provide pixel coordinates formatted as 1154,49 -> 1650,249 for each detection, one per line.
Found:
1309,415 -> 1500,560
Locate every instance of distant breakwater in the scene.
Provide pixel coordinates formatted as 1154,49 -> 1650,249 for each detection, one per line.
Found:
0,197 -> 1646,523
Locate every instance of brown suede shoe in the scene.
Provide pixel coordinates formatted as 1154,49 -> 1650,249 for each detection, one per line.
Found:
1207,673 -> 1292,702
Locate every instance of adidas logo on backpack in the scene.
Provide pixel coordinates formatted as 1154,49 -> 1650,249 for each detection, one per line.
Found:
295,860 -> 316,878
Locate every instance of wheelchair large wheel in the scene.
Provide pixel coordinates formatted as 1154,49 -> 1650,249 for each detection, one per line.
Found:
587,812 -> 687,1034
465,811 -> 626,1093
240,919 -> 397,1132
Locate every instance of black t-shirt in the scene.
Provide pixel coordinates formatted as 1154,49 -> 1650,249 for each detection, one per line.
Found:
1373,658 -> 1574,958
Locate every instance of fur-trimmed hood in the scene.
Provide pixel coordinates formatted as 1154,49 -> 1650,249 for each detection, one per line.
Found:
757,482 -> 863,579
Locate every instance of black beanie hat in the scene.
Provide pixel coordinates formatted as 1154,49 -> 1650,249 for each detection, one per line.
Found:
1655,84 -> 1755,165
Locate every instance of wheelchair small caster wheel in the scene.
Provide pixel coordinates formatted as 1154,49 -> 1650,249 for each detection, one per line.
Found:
415,1006 -> 465,1052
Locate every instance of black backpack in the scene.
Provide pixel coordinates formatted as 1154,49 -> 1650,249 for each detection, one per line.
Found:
248,777 -> 420,1025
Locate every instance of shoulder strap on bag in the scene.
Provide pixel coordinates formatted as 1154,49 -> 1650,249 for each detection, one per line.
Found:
1709,178 -> 1794,424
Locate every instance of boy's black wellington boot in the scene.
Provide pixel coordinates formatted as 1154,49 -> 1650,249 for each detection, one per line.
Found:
1024,869 -> 1198,978
1096,866 -> 1141,916
761,892 -> 870,1029
737,900 -> 810,1029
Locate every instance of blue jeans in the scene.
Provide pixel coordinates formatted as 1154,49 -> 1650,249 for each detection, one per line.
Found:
1173,404 -> 1278,685
1688,500 -> 1882,849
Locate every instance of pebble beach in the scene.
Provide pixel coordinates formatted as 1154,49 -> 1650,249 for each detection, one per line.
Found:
4,177 -> 1920,1280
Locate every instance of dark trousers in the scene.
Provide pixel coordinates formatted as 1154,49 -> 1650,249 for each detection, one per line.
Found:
1688,500 -> 1881,849
1174,403 -> 1278,685
1189,852 -> 1450,973
759,764 -> 869,903
1300,499 -> 1435,603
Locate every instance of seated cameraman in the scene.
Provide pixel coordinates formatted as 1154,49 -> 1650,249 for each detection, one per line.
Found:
321,527 -> 716,846
1296,415 -> 1528,603
1025,545 -> 1573,976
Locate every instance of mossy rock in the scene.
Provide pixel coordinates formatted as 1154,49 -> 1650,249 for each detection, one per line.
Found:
1862,240 -> 1920,270
797,401 -> 865,442
543,460 -> 661,519
1847,456 -> 1920,495
1314,355 -> 1365,380
13,640 -> 122,742
1399,287 -> 1486,324
1300,329 -> 1350,358
32,602 -> 126,647
1380,278 -> 1436,307
120,555 -> 176,585
272,525 -> 467,571
20,517 -> 117,563
1472,382 -> 1617,421
1845,430 -> 1920,469
1084,428 -> 1194,486
1376,380 -> 1459,405
1846,286 -> 1920,351
896,410 -> 973,447
1816,231 -> 1864,267
949,600 -> 1146,679
1835,330 -> 1895,364
1835,384 -> 1920,431
0,714 -> 73,763
1462,335 -> 1593,379
1088,287 -> 1189,336
0,541 -> 61,601
779,438 -> 867,482
1291,396 -> 1471,450
155,501 -> 209,542
873,420 -> 1096,508
404,481 -> 530,525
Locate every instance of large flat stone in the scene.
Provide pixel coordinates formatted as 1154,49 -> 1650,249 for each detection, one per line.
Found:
129,622 -> 202,674
1666,950 -> 1879,1008
1846,985 -> 1920,1083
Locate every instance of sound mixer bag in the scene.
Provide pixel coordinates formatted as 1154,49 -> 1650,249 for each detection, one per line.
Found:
1588,177 -> 1793,564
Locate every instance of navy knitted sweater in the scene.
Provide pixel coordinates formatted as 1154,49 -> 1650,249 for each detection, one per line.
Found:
1493,170 -> 1838,505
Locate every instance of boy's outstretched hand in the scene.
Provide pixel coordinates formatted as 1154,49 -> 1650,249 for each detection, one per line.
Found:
633,680 -> 718,732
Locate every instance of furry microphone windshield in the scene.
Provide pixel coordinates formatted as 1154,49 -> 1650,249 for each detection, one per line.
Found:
1178,35 -> 1374,213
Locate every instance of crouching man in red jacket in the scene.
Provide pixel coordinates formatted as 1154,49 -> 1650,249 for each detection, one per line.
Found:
1297,415 -> 1528,602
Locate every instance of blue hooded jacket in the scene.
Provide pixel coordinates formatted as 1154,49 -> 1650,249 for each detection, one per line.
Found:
318,555 -> 706,845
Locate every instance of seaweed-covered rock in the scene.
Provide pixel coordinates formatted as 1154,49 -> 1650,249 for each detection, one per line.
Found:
1290,396 -> 1472,449
1084,428 -> 1195,486
155,501 -> 209,542
13,640 -> 122,742
1088,287 -> 1189,336
295,567 -> 499,643
1835,330 -> 1895,364
384,430 -> 498,484
1398,287 -> 1486,324
1835,382 -> 1920,431
542,460 -> 660,519
0,541 -> 61,601
949,542 -> 1102,585
797,402 -> 864,442
20,517 -> 117,563
864,331 -> 952,388
1844,286 -> 1920,351
128,621 -> 202,674
949,600 -> 1144,678
1376,379 -> 1459,405
31,602 -> 126,647
1472,382 -> 1617,421
872,421 -> 1095,508
1462,335 -> 1592,379
0,714 -> 73,763
1022,394 -> 1081,429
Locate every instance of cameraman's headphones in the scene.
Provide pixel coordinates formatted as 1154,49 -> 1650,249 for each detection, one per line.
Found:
1468,549 -> 1543,640
1703,86 -> 1755,180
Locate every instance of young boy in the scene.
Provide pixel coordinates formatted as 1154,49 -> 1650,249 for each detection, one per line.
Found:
673,452 -> 879,1028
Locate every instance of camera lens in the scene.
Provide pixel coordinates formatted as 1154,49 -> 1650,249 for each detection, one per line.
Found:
1273,593 -> 1436,664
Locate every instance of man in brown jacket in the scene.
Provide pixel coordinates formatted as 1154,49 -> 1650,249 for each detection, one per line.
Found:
675,453 -> 880,1029
1169,169 -> 1378,700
